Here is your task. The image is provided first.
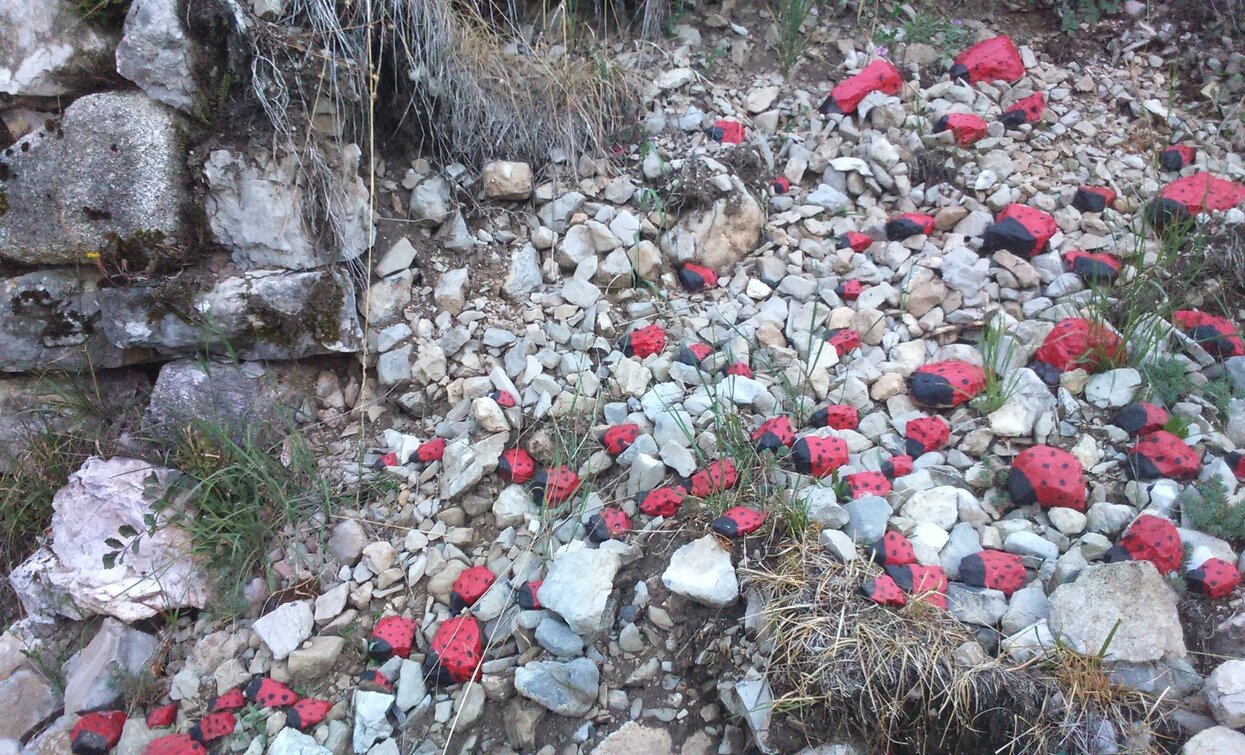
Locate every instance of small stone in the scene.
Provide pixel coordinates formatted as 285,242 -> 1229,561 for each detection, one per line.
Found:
434,267 -> 469,315
1206,659 -> 1245,728
540,548 -> 621,636
535,617 -> 584,658
252,600 -> 314,660
514,658 -> 599,717
1085,368 -> 1142,408
483,161 -> 534,200
661,535 -> 739,608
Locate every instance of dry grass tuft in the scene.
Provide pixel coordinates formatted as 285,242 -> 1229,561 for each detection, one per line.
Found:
747,536 -> 1174,754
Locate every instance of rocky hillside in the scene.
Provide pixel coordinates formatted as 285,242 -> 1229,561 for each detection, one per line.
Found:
4,1 -> 1245,754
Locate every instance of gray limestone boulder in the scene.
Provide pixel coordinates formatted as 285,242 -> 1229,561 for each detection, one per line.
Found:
116,0 -> 198,111
0,0 -> 119,97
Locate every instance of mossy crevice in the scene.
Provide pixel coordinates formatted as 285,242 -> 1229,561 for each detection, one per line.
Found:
246,272 -> 345,350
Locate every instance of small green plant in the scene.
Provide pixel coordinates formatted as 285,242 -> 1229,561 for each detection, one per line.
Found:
971,317 -> 1024,415
1141,355 -> 1193,406
74,0 -> 131,28
769,0 -> 823,75
1163,414 -> 1194,439
1054,0 -> 1121,32
1180,477 -> 1245,542
1203,377 -> 1242,420
875,10 -> 973,49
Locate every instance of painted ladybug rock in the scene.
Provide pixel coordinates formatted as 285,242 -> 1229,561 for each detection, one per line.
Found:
980,204 -> 1057,258
1227,452 -> 1245,481
711,506 -> 766,538
620,324 -> 667,358
368,616 -> 416,662
752,416 -> 796,453
602,423 -> 641,456
211,687 -> 245,712
861,574 -> 907,606
533,466 -> 582,506
1147,173 -> 1245,231
846,471 -> 891,498
412,437 -> 446,463
1007,445 -> 1087,512
1187,558 -> 1241,599
286,698 -> 333,731
886,564 -> 949,609
244,677 -> 298,708
709,119 -> 745,144
771,176 -> 791,194
373,451 -> 399,469
71,710 -> 126,755
1072,186 -> 1116,213
491,389 -> 518,409
826,328 -> 861,356
516,580 -> 542,610
498,448 -> 536,484
678,263 -> 719,292
587,507 -> 632,542
905,416 -> 950,457
1032,318 -> 1124,379
1125,431 -> 1200,481
451,566 -> 496,612
958,550 -> 1027,596
950,35 -> 1024,85
792,435 -> 849,478
908,360 -> 985,408
638,487 -> 686,518
1160,144 -> 1195,171
835,280 -> 865,301
811,404 -> 858,430
189,712 -> 236,744
932,112 -> 988,146
425,616 -> 485,685
867,531 -> 915,566
146,703 -> 178,729
676,342 -> 713,365
1113,403 -> 1169,436
691,459 -> 739,497
880,455 -> 913,478
999,92 -> 1045,129
1063,250 -> 1120,284
836,231 -> 874,252
359,669 -> 394,693
725,361 -> 753,378
820,58 -> 903,115
1104,514 -> 1182,574
1174,310 -> 1245,359
885,212 -> 935,241
143,734 -> 207,755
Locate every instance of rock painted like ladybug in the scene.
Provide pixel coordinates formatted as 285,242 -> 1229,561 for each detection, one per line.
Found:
533,466 -> 582,506
1063,250 -> 1120,284
867,531 -> 915,566
359,669 -> 394,693
1187,558 -> 1241,599
678,263 -> 719,292
771,176 -> 791,194
957,550 -> 1027,596
752,416 -> 796,452
885,212 -> 935,241
998,92 -> 1045,129
885,564 -> 949,609
516,580 -> 542,610
373,451 -> 399,470
908,360 -> 986,408
691,459 -> 739,497
498,448 -> 536,484
792,435 -> 849,478
1226,452 -> 1245,481
189,712 -> 236,744
846,471 -> 891,498
820,59 -> 903,114
950,35 -> 1024,85
860,574 -> 907,606
1160,144 -> 1195,172
980,204 -> 1057,258
211,687 -> 245,712
1103,514 -> 1181,574
425,616 -> 485,686
711,506 -> 766,538
491,389 -> 518,409
725,361 -> 753,378
1032,318 -> 1124,377
932,112 -> 988,146
286,698 -> 332,731
620,324 -> 667,358
1124,431 -> 1200,481
412,437 -> 447,463
1007,445 -> 1087,512
587,507 -> 632,542
905,416 -> 950,457
450,566 -> 496,612
143,734 -> 207,755
811,404 -> 859,431
602,423 -> 641,456
638,487 -> 686,518
1112,402 -> 1169,436
1072,186 -> 1116,213
826,328 -> 861,356
880,455 -> 913,478
368,615 -> 417,662
1147,173 -> 1245,231
709,119 -> 745,144
146,703 -> 178,729
70,710 -> 126,755
244,676 -> 298,707
836,232 -> 874,252
1174,310 -> 1245,359
676,342 -> 713,365
835,280 -> 865,301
